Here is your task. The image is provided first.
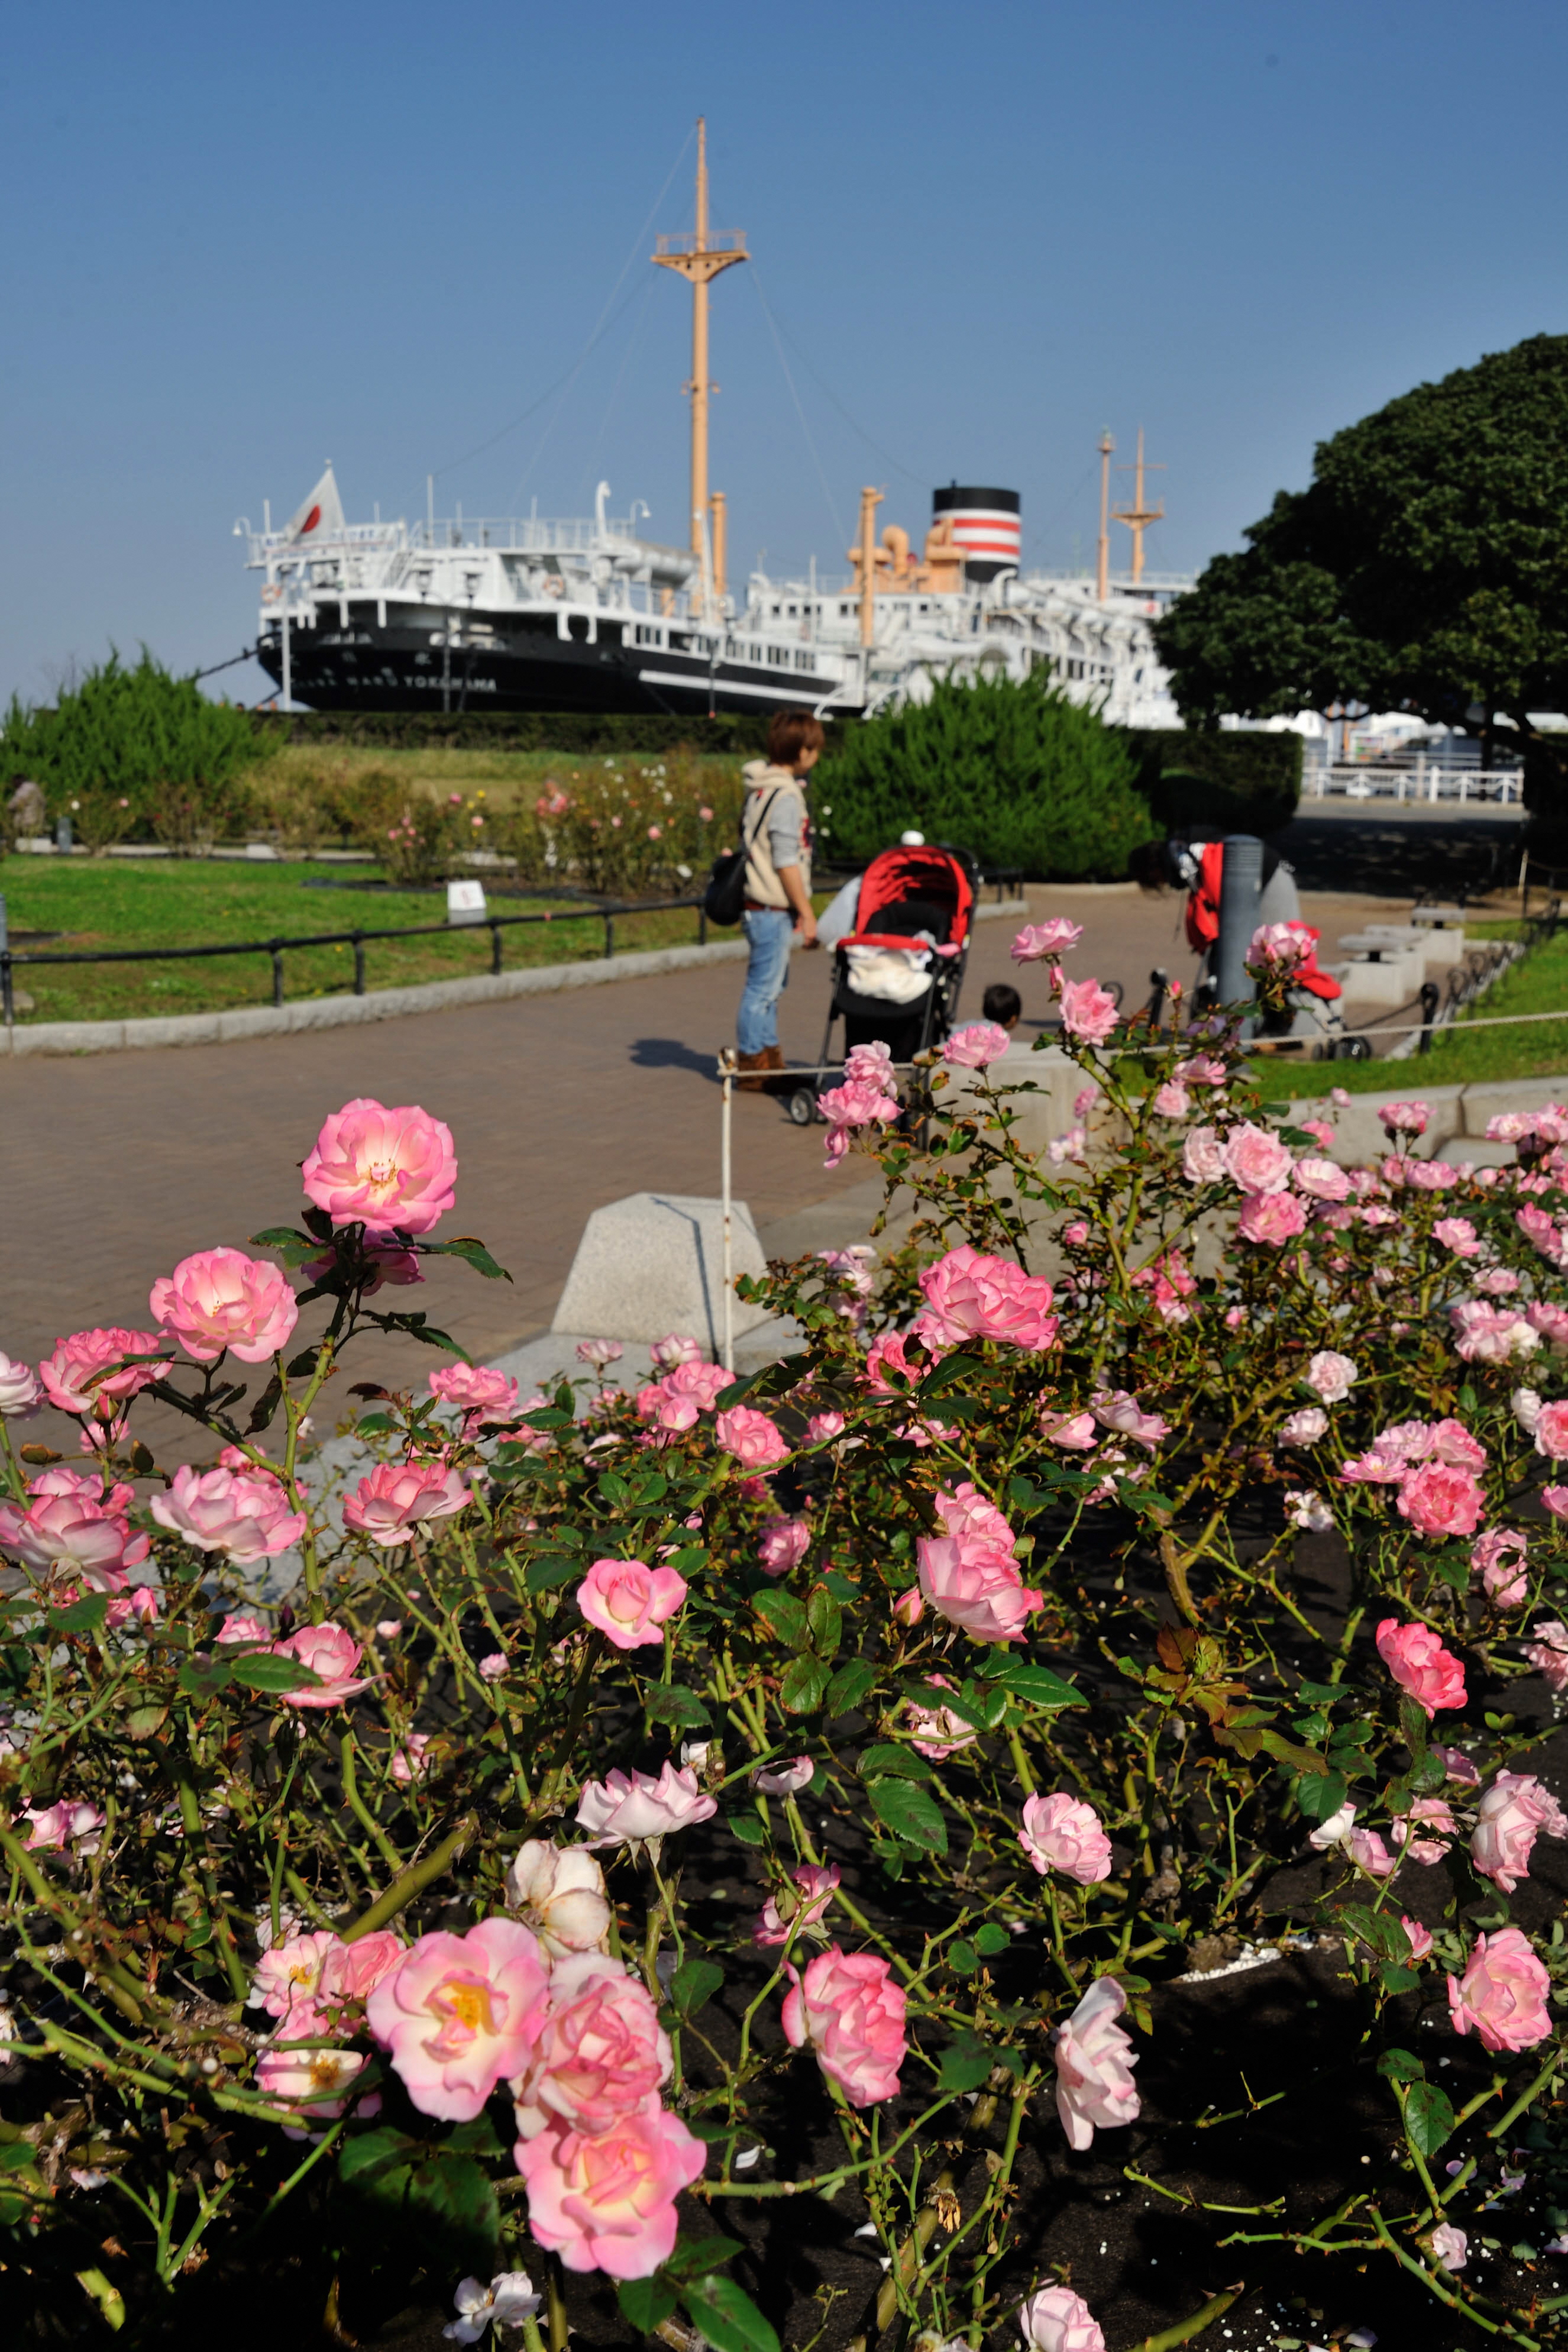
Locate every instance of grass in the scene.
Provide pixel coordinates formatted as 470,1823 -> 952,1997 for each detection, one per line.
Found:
1279,917 -> 1568,1095
0,855 -> 713,1025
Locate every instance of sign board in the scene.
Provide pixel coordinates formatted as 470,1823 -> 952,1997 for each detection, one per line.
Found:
447,878 -> 488,926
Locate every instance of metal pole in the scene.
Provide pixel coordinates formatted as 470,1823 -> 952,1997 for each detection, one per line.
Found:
0,894 -> 12,1029
719,1049 -> 735,1374
281,590 -> 292,712
1214,833 -> 1262,1034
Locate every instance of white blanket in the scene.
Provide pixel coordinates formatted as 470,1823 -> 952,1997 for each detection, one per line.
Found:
843,943 -> 934,1005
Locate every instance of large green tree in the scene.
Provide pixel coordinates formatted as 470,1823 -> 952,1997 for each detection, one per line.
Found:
1153,333 -> 1568,748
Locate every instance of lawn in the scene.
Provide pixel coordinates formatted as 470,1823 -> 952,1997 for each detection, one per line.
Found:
1280,916 -> 1568,1094
0,855 -> 713,1025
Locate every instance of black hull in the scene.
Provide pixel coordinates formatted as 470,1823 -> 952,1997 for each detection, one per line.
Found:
256,616 -> 855,720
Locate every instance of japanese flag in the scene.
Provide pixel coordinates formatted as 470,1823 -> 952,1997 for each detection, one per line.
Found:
285,463 -> 344,542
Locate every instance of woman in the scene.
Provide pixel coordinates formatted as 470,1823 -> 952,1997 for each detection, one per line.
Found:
733,710 -> 823,1087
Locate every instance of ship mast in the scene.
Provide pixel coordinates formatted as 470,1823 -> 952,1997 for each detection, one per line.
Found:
653,119 -> 748,615
1111,428 -> 1166,586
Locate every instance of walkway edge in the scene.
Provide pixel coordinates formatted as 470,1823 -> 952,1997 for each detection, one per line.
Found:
0,897 -> 1029,1059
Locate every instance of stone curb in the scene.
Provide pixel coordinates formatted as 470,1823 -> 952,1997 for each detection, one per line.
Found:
0,897 -> 1028,1059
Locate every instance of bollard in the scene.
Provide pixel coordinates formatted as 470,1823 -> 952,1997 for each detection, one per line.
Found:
0,893 -> 11,1028
1214,833 -> 1262,1033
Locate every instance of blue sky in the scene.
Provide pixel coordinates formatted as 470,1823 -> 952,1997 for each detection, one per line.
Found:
4,0 -> 1566,706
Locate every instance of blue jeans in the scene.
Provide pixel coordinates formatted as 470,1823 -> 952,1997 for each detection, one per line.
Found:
737,906 -> 794,1055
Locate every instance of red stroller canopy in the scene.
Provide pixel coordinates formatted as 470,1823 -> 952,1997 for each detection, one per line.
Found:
843,845 -> 975,954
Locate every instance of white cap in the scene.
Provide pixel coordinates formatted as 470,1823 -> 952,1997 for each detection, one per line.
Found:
899,829 -> 926,846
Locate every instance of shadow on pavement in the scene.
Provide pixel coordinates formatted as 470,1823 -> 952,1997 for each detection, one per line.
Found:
1277,813 -> 1524,898
630,1036 -> 720,1078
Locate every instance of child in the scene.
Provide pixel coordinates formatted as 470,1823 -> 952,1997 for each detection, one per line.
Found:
982,982 -> 1021,1032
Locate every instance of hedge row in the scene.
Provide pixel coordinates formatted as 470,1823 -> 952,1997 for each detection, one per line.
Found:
246,710 -> 800,758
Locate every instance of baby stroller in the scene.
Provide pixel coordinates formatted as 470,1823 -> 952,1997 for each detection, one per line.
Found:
786,842 -> 979,1126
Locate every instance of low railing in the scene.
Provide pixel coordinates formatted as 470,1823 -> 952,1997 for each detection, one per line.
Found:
0,894 -> 709,1028
1305,763 -> 1522,804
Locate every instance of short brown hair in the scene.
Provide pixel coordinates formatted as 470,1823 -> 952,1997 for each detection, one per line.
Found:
767,710 -> 826,767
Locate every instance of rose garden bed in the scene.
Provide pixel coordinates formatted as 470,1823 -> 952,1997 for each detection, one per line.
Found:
4,919 -> 1568,2351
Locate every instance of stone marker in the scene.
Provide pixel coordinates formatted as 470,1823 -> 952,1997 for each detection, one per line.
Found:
550,1192 -> 772,1351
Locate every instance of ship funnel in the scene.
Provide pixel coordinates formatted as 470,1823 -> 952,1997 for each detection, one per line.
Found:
932,483 -> 1020,582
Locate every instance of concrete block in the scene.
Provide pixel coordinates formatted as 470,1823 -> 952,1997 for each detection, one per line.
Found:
1337,948 -> 1426,1005
1462,1078 -> 1568,1138
945,1045 -> 1091,1162
12,1019 -> 126,1056
551,1192 -> 772,1351
122,1013 -> 222,1049
216,1007 -> 290,1043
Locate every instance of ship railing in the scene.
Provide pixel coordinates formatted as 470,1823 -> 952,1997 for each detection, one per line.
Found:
243,524 -> 408,567
0,892 -> 715,1030
654,230 -> 746,256
1306,763 -> 1522,806
412,516 -> 641,553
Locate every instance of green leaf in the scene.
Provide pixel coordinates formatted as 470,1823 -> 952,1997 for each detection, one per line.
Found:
420,1236 -> 512,1282
229,1652 -> 319,1692
644,1685 -> 713,1731
726,1811 -> 768,1848
858,1743 -> 935,1782
974,1922 -> 1010,1956
1294,1769 -> 1348,1821
354,1411 -> 396,1435
665,2233 -> 744,2282
385,1316 -> 466,1357
444,2116 -> 505,2156
1403,2079 -> 1456,2158
982,1659 -> 1086,1710
338,2126 -> 418,2196
618,2279 -> 680,2330
1377,2047 -> 1426,2084
408,2150 -> 499,2266
247,1373 -> 284,1433
520,1407 -> 576,1430
682,2275 -> 781,2352
825,1660 -> 880,1717
597,1471 -> 630,1505
820,1570 -> 859,1603
806,1584 -> 842,1660
123,1704 -> 169,1740
1295,1679 -> 1348,1704
668,1957 -> 724,2018
949,1939 -> 979,1974
525,1555 -> 580,1593
778,1655 -> 831,1715
937,2031 -> 995,2093
1379,1962 -> 1420,1995
753,1591 -> 810,1650
1340,1904 -> 1408,1963
918,1350 -> 981,1397
713,1376 -> 754,1412
48,1595 -> 108,1635
177,1653 -> 234,1701
249,1226 -> 323,1267
867,1775 -> 948,1855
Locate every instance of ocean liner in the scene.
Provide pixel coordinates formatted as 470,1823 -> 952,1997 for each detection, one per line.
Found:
243,125 -> 1179,728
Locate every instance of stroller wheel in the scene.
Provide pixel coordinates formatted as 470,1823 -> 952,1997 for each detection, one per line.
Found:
787,1087 -> 817,1127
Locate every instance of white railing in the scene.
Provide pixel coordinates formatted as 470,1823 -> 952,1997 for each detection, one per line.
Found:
1307,763 -> 1522,805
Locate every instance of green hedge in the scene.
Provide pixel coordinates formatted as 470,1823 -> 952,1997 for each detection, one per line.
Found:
814,673 -> 1158,878
246,710 -> 819,758
1117,728 -> 1303,836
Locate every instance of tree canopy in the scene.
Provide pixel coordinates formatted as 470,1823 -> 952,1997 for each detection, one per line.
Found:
1153,333 -> 1568,741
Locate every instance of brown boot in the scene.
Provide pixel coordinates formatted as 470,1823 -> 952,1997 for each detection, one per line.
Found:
764,1045 -> 787,1071
734,1050 -> 769,1092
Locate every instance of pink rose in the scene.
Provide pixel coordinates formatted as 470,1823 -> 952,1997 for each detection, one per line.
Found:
1447,1926 -> 1552,2053
511,1953 -> 671,2141
1546,1488 -> 1568,1524
915,1245 -> 1058,1352
898,1675 -> 978,1762
1294,1156 -> 1351,1201
391,1733 -> 434,1782
1222,1122 -> 1293,1196
1019,1792 -> 1113,1885
845,1039 -> 896,1090
319,1931 -> 406,2009
1053,1976 -> 1139,2150
805,1409 -> 846,1443
1249,919 -> 1315,971
649,1333 -> 703,1368
576,1558 -> 687,1650
1375,1618 -> 1466,1717
1279,1407 -> 1330,1448
1470,1772 -> 1568,1893
301,1097 -> 457,1236
1473,1528 -> 1528,1608
781,1946 -> 907,2107
1347,1826 -> 1396,1878
505,1841 -> 613,1957
270,1623 -> 371,1709
343,1458 -> 471,1545
253,1930 -> 344,2025
105,1585 -> 160,1630
1402,1916 -> 1434,1962
38,1326 -> 170,1422
1450,1301 -> 1541,1363
1018,2283 -> 1105,2352
1011,917 -> 1083,962
149,1248 -> 298,1365
367,1919 -> 548,2121
757,1516 -> 811,1575
479,1652 -> 509,1682
1433,1743 -> 1482,1785
1181,1125 -> 1226,1183
216,1609 -> 271,1645
1433,1216 -> 1481,1256
575,1764 -> 717,1849
1527,1618 -> 1568,1692
0,1352 -> 42,1419
754,1863 -> 840,1947
256,2037 -> 369,2120
1379,1099 -> 1429,1136
1535,1401 -> 1568,1460
1305,1351 -> 1357,1403
1056,977 -> 1119,1043
512,2106 -> 707,2280
1151,1081 -> 1189,1117
1430,1419 -> 1487,1471
1530,1301 -> 1568,1348
428,1362 -> 522,1433
1430,2222 -> 1469,2272
818,1076 -> 900,1168
714,1404 -> 788,1468
1237,1191 -> 1308,1246
21,1799 -> 105,1853
915,1518 -> 1043,1645
1396,1462 -> 1485,1539
1040,1406 -> 1097,1449
1391,1794 -> 1458,1865
150,1465 -> 306,1563
943,1022 -> 1011,1068
0,1493 -> 148,1588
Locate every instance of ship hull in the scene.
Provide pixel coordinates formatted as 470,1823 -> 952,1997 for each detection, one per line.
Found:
256,615 -> 852,719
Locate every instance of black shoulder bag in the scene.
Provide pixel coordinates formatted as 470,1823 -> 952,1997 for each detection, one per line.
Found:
703,786 -> 783,927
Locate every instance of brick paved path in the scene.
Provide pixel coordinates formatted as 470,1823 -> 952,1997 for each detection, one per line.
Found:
0,884 -> 1408,1458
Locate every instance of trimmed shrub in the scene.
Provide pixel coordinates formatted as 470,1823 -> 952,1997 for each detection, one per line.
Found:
1117,726 -> 1303,837
814,671 -> 1159,877
0,652 -> 263,852
248,710 -> 812,760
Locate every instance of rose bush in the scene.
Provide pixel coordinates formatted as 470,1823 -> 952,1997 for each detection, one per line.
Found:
5,1013 -> 1568,2346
